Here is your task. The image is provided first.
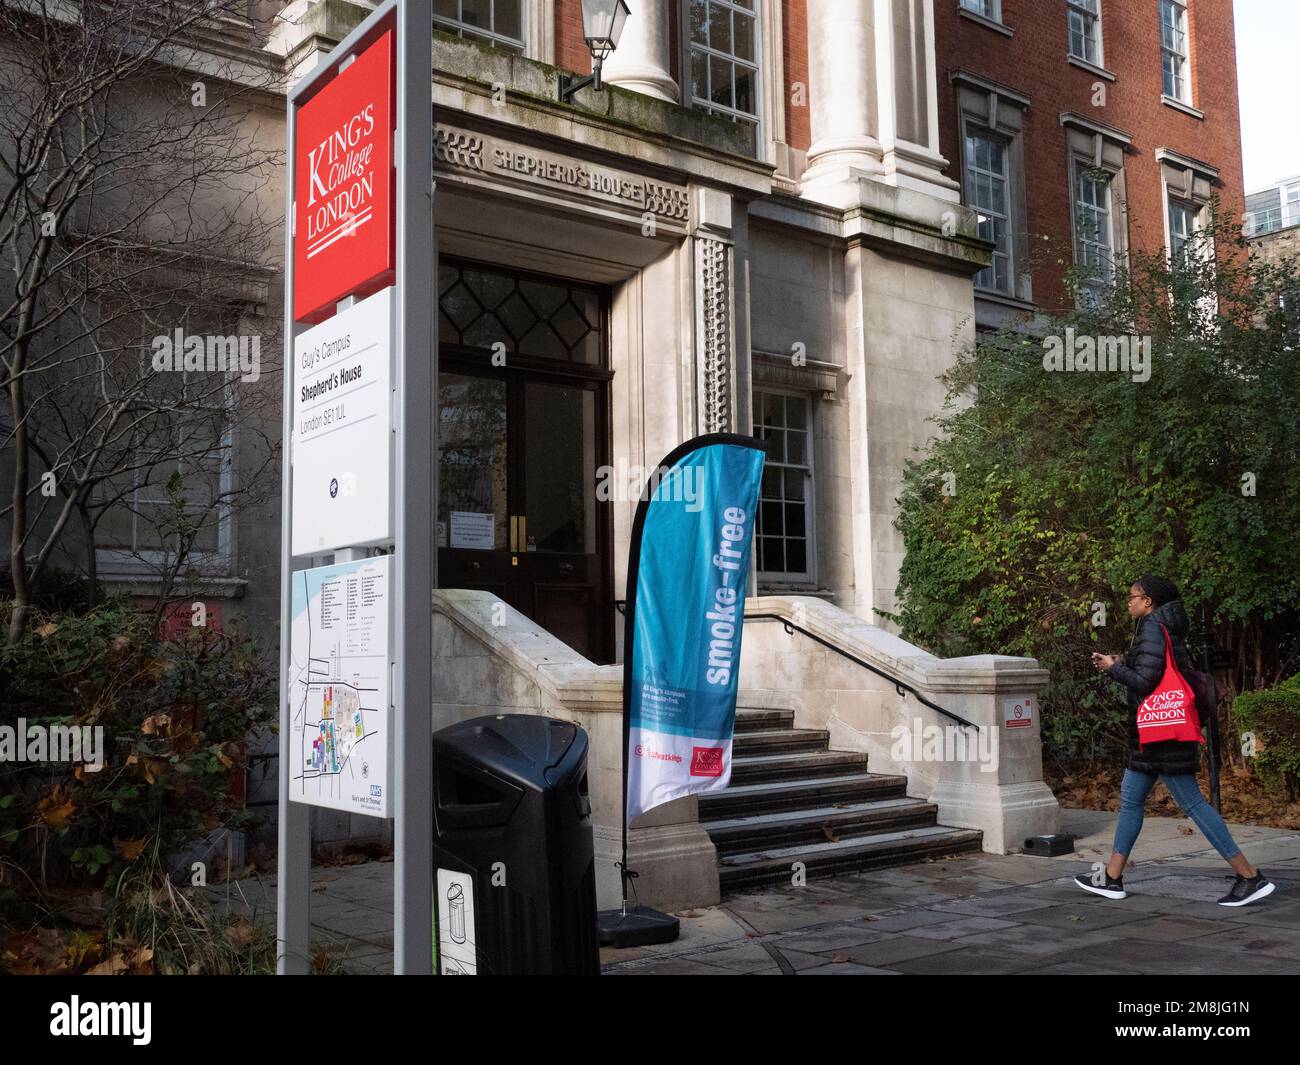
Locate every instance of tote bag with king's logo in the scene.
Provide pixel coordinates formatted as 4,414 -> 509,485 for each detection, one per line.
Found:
1135,624 -> 1205,748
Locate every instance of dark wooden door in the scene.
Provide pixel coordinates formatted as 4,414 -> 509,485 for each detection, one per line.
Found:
437,361 -> 613,663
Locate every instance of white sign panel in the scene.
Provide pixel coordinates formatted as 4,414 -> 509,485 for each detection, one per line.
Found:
292,287 -> 394,555
436,868 -> 477,975
1003,696 -> 1035,730
289,556 -> 392,815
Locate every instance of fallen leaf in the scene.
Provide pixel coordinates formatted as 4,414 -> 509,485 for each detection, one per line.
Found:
224,918 -> 256,948
35,622 -> 58,638
115,838 -> 147,861
42,887 -> 108,928
3,928 -> 75,974
86,953 -> 129,976
65,930 -> 104,969
38,790 -> 76,830
141,713 -> 174,736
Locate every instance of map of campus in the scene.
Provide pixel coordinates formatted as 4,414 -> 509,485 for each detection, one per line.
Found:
289,556 -> 392,816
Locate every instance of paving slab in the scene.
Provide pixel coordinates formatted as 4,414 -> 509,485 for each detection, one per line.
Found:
926,893 -> 1061,918
1056,937 -> 1299,975
221,808 -> 1299,975
673,941 -> 783,974
1008,901 -> 1154,932
1106,914 -> 1232,942
768,922 -> 889,954
1189,922 -> 1300,960
830,933 -> 964,967
887,948 -> 1032,975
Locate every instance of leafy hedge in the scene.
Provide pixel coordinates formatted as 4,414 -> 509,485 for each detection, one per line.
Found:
1232,673 -> 1300,800
890,213 -> 1300,764
0,597 -> 275,889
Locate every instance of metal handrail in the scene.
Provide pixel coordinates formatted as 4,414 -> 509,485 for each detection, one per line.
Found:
745,613 -> 980,732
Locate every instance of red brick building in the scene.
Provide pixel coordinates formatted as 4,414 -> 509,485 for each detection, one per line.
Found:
931,0 -> 1245,328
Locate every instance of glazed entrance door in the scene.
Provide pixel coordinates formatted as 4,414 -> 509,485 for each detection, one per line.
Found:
436,260 -> 613,663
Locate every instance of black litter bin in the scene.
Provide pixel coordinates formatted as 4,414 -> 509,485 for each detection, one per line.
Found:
432,713 -> 599,975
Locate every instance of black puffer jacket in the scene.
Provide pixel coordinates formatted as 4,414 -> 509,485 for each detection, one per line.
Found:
1106,598 -> 1202,775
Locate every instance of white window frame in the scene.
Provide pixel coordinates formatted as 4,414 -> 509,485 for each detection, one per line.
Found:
1073,160 -> 1115,294
754,388 -> 815,585
1283,180 -> 1300,229
434,0 -> 527,52
963,127 -> 1014,296
686,0 -> 763,147
95,384 -> 236,578
1160,0 -> 1191,104
1067,0 -> 1103,67
1166,194 -> 1198,265
960,0 -> 1001,20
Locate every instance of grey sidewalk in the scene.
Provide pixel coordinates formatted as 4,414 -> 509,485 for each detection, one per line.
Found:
213,808 -> 1300,974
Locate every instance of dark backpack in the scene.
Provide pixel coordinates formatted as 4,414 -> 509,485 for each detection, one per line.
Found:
1167,629 -> 1223,729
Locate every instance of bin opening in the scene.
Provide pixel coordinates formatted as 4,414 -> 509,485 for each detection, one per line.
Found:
442,769 -> 504,808
435,759 -> 525,830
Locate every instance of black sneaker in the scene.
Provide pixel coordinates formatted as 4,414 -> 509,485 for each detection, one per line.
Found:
1074,870 -> 1127,900
1217,870 -> 1274,907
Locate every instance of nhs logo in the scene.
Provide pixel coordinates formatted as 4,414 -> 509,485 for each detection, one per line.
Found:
370,785 -> 383,798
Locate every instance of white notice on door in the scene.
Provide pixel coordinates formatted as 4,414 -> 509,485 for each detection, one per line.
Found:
450,511 -> 494,550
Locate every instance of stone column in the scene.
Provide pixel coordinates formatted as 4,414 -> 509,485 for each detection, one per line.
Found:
600,0 -> 679,103
875,0 -> 959,201
803,0 -> 885,184
803,0 -> 957,202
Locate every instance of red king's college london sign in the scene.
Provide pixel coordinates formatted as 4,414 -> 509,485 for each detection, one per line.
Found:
293,28 -> 395,324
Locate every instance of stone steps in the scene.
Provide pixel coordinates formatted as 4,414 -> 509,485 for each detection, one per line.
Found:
729,749 -> 869,785
716,824 -> 984,892
733,727 -> 829,756
700,701 -> 983,891
700,771 -> 911,819
734,707 -> 794,733
705,797 -> 942,855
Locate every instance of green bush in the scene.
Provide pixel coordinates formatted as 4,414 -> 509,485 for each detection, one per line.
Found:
1232,674 -> 1300,800
890,209 -> 1300,764
0,597 -> 275,890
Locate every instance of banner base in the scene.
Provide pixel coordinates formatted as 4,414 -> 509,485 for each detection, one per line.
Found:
596,906 -> 680,948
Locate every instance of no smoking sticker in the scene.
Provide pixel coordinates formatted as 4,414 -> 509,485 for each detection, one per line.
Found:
1003,696 -> 1035,729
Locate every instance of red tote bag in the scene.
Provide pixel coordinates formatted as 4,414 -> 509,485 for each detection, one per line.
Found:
1135,624 -> 1205,748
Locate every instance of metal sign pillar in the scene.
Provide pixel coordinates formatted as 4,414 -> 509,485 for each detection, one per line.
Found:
278,0 -> 435,975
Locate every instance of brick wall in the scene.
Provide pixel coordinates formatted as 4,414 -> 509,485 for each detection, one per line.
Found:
932,0 -> 1246,312
554,0 -> 592,75
784,0 -> 811,151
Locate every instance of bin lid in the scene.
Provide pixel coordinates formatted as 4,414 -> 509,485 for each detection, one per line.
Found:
433,714 -> 582,790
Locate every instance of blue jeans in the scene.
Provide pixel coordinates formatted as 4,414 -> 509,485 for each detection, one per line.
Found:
1112,769 -> 1242,862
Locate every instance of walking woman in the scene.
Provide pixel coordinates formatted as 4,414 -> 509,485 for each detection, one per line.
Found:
1074,575 -> 1274,906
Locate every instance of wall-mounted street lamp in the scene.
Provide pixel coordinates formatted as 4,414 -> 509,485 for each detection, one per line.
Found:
557,0 -> 630,103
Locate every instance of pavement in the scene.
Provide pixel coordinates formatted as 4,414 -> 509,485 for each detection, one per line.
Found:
212,808 -> 1300,975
